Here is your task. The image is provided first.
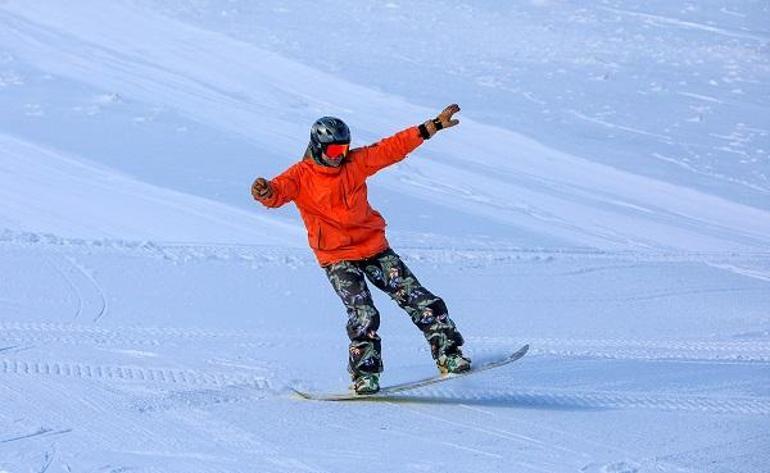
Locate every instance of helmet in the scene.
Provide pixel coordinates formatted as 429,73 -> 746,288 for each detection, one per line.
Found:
308,116 -> 351,166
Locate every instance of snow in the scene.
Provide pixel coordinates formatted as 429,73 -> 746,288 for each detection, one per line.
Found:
1,0 -> 769,471
0,133 -> 301,243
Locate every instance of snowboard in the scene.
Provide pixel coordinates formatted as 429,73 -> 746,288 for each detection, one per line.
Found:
293,344 -> 529,402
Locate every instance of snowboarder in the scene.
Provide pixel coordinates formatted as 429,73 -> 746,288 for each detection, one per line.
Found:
251,104 -> 470,394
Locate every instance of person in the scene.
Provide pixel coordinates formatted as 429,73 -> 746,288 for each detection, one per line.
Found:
251,104 -> 470,394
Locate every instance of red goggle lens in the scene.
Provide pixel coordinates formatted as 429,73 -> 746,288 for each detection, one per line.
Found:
324,143 -> 349,159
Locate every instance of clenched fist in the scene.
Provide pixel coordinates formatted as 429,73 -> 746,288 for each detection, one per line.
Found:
251,177 -> 273,200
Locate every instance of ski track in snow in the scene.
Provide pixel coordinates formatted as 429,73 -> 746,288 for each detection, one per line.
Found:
3,312 -> 768,433
597,6 -> 770,41
4,229 -> 770,268
2,317 -> 768,418
44,254 -> 108,323
2,321 -> 770,363
43,255 -> 84,322
476,336 -> 770,363
383,386 -> 770,416
63,255 -> 108,322
0,357 -> 271,389
0,428 -> 72,445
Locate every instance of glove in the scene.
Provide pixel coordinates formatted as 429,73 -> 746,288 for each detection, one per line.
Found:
419,104 -> 461,139
251,177 -> 273,200
435,103 -> 461,129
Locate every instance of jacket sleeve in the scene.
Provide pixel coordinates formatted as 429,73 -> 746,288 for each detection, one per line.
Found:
257,164 -> 301,208
353,126 -> 424,178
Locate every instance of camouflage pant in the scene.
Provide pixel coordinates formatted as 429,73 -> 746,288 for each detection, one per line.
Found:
324,248 -> 465,378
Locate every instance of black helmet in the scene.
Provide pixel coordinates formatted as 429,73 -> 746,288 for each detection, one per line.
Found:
308,116 -> 350,165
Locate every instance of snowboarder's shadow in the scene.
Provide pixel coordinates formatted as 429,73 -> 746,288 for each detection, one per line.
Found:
364,392 -> 606,411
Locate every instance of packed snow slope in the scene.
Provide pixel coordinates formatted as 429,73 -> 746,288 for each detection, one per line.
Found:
1,0 -> 769,250
1,1 -> 769,472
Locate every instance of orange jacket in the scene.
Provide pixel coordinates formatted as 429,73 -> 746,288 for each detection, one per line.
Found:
258,126 -> 424,266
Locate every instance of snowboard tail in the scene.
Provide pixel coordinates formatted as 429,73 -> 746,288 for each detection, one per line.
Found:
293,344 -> 529,402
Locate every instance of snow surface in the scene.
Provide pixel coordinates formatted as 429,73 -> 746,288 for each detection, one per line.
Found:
1,0 -> 769,471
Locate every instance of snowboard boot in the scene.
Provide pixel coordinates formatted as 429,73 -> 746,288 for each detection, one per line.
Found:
437,352 -> 472,375
351,373 -> 380,395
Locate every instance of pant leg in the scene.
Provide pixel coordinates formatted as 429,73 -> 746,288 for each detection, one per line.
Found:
361,248 -> 465,360
324,260 -> 383,378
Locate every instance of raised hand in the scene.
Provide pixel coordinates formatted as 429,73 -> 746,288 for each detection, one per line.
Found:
435,103 -> 461,129
420,104 -> 461,139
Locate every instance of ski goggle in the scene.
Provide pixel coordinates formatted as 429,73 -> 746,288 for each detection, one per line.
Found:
323,143 -> 350,159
